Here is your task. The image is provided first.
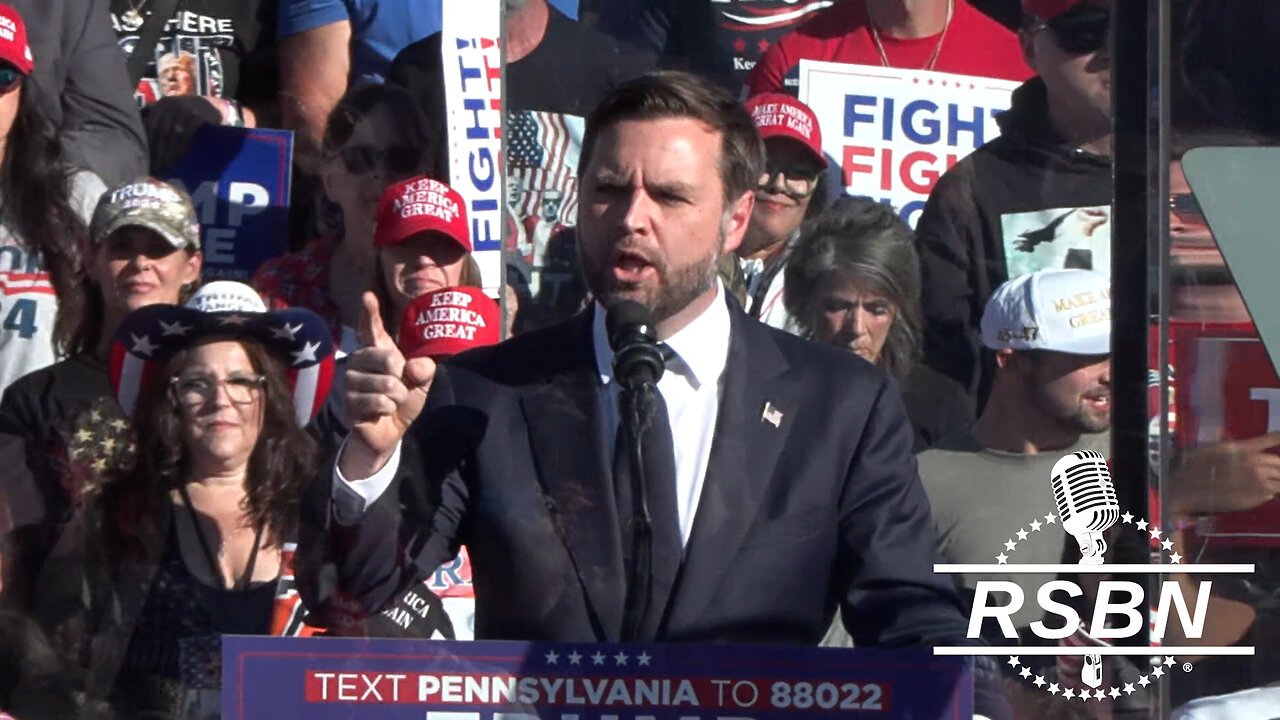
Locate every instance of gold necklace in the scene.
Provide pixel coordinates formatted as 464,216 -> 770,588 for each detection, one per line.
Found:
866,0 -> 955,72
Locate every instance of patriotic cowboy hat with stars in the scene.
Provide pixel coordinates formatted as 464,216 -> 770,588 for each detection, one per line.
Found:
108,282 -> 335,426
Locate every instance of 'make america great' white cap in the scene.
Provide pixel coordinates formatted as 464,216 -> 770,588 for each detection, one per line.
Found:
981,269 -> 1111,356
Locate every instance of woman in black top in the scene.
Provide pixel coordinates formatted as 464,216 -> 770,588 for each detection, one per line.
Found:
32,299 -> 332,719
784,196 -> 974,452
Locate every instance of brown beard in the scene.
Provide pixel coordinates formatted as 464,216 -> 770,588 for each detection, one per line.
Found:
579,232 -> 723,324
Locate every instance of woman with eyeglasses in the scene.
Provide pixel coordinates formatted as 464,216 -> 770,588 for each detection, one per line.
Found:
0,3 -> 108,397
734,93 -> 830,332
785,196 -> 974,453
31,298 -> 333,718
253,83 -> 441,354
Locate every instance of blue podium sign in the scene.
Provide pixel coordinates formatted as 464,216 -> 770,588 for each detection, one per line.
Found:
223,636 -> 972,719
164,126 -> 294,282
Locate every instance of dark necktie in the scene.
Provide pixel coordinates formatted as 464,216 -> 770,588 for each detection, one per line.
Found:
612,343 -> 681,641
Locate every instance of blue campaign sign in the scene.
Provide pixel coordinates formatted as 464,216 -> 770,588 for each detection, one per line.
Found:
223,636 -> 972,719
163,126 -> 294,281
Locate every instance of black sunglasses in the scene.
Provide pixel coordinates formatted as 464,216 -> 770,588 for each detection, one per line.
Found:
1170,193 -> 1204,222
338,144 -> 422,176
0,65 -> 23,94
1041,5 -> 1110,55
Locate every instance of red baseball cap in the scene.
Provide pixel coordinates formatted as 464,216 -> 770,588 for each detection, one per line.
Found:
0,5 -> 34,75
374,176 -> 471,252
744,93 -> 827,168
1023,0 -> 1085,20
398,287 -> 500,359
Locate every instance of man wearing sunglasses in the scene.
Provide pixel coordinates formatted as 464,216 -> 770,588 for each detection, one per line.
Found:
916,0 -> 1112,415
736,93 -> 828,331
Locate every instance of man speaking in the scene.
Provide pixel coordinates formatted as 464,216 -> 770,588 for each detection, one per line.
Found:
299,72 -> 974,651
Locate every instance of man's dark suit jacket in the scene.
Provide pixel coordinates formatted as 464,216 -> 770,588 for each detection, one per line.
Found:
298,300 -> 972,646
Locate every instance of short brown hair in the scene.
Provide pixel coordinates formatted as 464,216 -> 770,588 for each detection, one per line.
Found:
578,71 -> 765,203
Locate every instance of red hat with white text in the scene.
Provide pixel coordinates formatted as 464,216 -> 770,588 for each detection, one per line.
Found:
374,176 -> 471,252
398,287 -> 500,360
0,4 -> 33,75
744,93 -> 828,168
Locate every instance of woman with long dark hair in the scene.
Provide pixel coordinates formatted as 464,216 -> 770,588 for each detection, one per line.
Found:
785,196 -> 974,452
0,4 -> 107,395
253,82 -> 440,353
31,296 -> 334,717
0,179 -> 202,610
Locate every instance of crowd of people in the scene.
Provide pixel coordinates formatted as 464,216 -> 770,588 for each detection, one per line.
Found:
0,0 -> 1275,718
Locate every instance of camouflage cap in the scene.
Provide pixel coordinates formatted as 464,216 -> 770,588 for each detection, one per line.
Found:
91,177 -> 201,251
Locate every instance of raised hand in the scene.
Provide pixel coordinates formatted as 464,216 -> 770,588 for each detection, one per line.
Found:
340,292 -> 437,478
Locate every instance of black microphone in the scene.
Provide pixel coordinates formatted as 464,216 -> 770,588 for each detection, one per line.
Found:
606,300 -> 666,391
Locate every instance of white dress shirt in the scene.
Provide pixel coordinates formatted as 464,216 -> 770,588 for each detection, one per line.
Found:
332,284 -> 733,548
592,283 -> 731,545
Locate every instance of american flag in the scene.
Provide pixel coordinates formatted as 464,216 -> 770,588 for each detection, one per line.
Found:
108,304 -> 335,426
507,110 -> 583,230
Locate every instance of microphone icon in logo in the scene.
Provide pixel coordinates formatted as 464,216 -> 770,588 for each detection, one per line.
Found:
1050,450 -> 1120,565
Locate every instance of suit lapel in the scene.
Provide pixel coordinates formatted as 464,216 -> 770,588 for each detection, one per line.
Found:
662,305 -> 797,633
519,309 -> 626,641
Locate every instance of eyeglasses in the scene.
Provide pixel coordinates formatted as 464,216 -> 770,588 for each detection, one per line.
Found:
169,373 -> 266,406
1035,5 -> 1110,55
0,66 -> 24,95
337,145 -> 422,176
757,162 -> 823,200
1170,193 -> 1204,223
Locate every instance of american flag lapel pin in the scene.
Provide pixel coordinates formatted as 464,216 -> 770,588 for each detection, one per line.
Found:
762,402 -> 783,428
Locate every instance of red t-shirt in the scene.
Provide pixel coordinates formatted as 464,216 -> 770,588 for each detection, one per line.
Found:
746,0 -> 1033,96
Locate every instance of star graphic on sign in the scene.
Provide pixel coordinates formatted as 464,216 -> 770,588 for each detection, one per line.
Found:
1095,689 -> 1108,700
1170,552 -> 1183,564
637,652 -> 652,667
111,418 -> 128,431
1110,687 -> 1121,699
218,314 -> 250,326
103,437 -> 117,452
131,333 -> 158,356
1048,683 -> 1060,695
1017,529 -> 1029,541
1030,520 -> 1042,532
1152,666 -> 1164,678
1121,511 -> 1134,524
996,553 -> 1009,564
1007,656 -> 1020,667
271,322 -> 302,341
1165,656 -> 1176,667
88,408 -> 101,422
1019,667 -> 1031,679
291,340 -> 320,366
567,651 -> 582,665
591,652 -> 606,666
544,650 -> 559,665
1124,683 -> 1135,694
160,320 -> 191,337
1062,688 -> 1075,699
76,428 -> 92,443
1004,539 -> 1017,551
733,38 -> 746,53
1150,526 -> 1163,540
1162,539 -> 1174,551
91,457 -> 107,472
757,38 -> 770,53
1138,675 -> 1150,687
614,651 -> 629,666
1136,519 -> 1149,531
1046,513 -> 1057,524
1033,675 -> 1046,688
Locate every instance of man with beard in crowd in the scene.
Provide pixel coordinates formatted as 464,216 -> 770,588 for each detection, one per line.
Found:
297,71 -> 1011,718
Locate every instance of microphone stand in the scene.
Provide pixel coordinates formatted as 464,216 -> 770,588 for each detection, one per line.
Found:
618,382 -> 657,642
